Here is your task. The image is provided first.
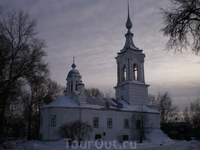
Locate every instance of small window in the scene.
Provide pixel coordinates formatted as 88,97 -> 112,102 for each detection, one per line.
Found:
51,115 -> 56,126
93,117 -> 99,128
95,134 -> 101,140
124,119 -> 129,129
107,118 -> 112,129
123,135 -> 129,141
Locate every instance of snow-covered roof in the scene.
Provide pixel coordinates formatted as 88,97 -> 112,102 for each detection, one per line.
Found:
119,100 -> 159,113
43,95 -> 159,113
43,96 -> 103,109
43,96 -> 79,108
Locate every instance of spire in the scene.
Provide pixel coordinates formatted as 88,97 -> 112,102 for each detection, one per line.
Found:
119,0 -> 142,53
71,56 -> 76,69
126,0 -> 132,31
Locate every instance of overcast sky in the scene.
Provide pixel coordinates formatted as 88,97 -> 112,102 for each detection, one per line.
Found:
2,0 -> 200,111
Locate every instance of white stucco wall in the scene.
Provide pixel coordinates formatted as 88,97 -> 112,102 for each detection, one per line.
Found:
115,82 -> 149,105
41,107 -> 160,141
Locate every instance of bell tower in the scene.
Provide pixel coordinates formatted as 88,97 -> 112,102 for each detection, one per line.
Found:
114,2 -> 149,105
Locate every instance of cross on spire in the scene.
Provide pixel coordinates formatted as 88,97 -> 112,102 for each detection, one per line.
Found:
71,56 -> 76,69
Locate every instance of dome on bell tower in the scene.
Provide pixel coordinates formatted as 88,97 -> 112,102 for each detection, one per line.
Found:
65,57 -> 83,96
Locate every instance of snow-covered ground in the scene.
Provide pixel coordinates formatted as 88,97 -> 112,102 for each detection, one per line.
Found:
3,130 -> 199,150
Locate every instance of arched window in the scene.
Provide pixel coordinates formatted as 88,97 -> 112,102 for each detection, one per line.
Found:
123,65 -> 126,81
70,81 -> 73,91
133,64 -> 138,80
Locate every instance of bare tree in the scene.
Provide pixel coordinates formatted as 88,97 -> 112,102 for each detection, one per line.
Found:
73,120 -> 93,145
21,77 -> 64,140
43,78 -> 65,104
190,98 -> 200,139
58,123 -> 76,146
148,94 -> 156,105
130,107 -> 153,143
148,92 -> 178,123
182,106 -> 190,122
104,90 -> 115,98
0,8 -> 65,143
0,79 -> 26,143
84,87 -> 114,98
157,92 -> 179,123
0,9 -> 48,143
84,87 -> 104,97
58,120 -> 93,145
190,98 -> 200,126
22,56 -> 49,140
160,0 -> 200,54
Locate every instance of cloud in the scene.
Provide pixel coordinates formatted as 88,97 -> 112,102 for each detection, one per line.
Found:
2,0 -> 200,111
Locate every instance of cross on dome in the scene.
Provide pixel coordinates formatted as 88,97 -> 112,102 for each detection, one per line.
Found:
71,56 -> 76,69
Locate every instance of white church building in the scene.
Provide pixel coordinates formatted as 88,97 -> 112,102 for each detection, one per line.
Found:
40,5 -> 160,141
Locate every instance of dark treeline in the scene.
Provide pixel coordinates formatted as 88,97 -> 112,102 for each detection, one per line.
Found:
149,91 -> 200,140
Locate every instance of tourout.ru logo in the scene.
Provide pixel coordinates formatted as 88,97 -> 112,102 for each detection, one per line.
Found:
64,139 -> 137,149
